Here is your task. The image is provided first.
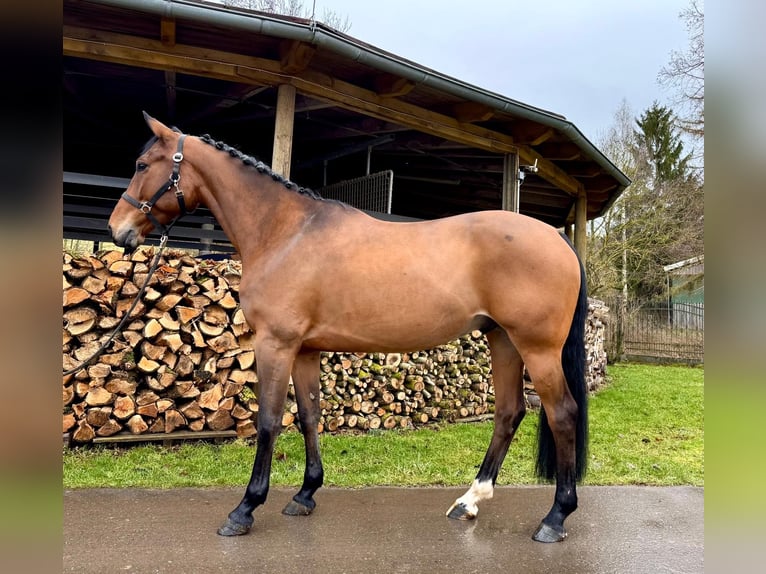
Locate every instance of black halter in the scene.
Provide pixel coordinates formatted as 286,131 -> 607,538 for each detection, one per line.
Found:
120,134 -> 189,237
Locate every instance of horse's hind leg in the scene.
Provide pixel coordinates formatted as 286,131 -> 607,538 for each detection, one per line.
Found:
447,329 -> 525,520
282,350 -> 324,516
525,352 -> 579,542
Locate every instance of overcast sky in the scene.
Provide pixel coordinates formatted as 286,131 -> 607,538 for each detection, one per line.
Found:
310,0 -> 691,146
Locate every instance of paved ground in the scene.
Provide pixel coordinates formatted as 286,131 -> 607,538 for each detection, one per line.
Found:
64,486 -> 703,574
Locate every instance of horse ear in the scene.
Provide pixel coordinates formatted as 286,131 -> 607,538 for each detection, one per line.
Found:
143,111 -> 174,140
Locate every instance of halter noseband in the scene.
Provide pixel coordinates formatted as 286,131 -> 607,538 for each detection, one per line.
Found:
120,133 -> 189,237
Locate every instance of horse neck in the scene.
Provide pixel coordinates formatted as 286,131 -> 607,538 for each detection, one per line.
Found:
195,155 -> 311,262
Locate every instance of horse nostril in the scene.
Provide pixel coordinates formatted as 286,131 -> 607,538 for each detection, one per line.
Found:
107,224 -> 113,239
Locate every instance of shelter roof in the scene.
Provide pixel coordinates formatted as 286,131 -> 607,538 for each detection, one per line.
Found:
64,0 -> 629,245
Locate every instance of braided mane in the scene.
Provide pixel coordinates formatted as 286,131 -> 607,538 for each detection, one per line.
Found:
198,134 -> 323,200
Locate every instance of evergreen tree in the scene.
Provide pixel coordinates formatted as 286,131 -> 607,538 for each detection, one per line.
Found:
635,102 -> 691,185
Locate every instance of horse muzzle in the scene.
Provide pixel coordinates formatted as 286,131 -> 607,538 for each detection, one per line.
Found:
108,224 -> 142,255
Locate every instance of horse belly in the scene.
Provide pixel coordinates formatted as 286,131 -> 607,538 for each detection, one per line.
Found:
303,277 -> 481,353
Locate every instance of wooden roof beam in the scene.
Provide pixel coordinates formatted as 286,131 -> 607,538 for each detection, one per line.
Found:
374,73 -> 416,98
452,102 -> 495,123
534,142 -> 582,161
279,40 -> 316,74
510,121 -> 555,146
63,26 -> 583,197
160,17 -> 175,47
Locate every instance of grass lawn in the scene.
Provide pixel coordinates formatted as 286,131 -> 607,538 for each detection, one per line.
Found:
63,363 -> 703,488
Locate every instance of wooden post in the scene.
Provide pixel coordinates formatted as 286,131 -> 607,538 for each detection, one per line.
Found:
502,153 -> 520,212
272,84 -> 296,178
574,189 -> 587,266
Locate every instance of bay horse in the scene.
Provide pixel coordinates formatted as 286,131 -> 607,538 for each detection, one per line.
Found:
108,113 -> 589,543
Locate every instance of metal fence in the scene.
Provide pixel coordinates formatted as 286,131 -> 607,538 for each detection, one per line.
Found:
604,296 -> 704,364
319,170 -> 394,214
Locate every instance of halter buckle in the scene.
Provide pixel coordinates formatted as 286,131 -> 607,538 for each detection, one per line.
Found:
172,152 -> 184,163
139,201 -> 152,214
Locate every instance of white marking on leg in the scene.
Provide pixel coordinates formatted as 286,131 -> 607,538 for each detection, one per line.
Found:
447,479 -> 494,518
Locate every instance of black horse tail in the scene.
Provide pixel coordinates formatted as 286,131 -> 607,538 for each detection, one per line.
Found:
535,238 -> 589,482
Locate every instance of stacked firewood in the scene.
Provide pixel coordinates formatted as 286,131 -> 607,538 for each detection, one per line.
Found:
63,249 -> 497,443
585,298 -> 609,392
62,248 -> 608,444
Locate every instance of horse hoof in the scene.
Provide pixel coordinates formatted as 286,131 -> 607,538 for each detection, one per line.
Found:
282,499 -> 315,516
532,522 -> 567,543
217,517 -> 253,536
446,502 -> 477,521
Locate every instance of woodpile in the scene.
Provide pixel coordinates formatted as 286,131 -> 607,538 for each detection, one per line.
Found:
585,298 -> 609,392
62,248 -> 608,444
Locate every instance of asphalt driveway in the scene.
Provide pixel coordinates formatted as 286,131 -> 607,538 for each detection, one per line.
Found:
63,485 -> 703,573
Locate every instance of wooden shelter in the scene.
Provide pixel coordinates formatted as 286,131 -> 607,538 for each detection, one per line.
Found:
64,0 -> 630,262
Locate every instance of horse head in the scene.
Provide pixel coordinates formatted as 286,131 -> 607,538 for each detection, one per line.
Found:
108,112 -> 202,253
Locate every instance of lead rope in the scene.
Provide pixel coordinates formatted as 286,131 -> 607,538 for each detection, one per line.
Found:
62,234 -> 169,377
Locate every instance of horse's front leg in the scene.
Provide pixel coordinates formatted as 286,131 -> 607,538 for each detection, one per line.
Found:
282,350 -> 324,516
217,336 -> 296,536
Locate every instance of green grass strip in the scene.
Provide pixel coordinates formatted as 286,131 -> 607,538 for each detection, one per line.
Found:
63,363 -> 703,488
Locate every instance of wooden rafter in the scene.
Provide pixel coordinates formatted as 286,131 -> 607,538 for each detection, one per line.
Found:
452,102 -> 495,123
279,40 -> 316,74
63,25 -> 583,197
374,74 -> 416,98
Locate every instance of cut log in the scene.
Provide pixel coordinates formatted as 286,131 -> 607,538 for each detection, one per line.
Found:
63,385 -> 74,406
135,390 -> 160,406
141,341 -> 167,361
63,287 -> 90,307
108,260 -> 133,276
156,398 -> 175,413
148,418 -> 165,433
81,275 -> 106,295
164,409 -> 186,433
126,414 -> 148,435
85,407 -> 112,427
231,403 -> 252,420
236,420 -> 256,438
218,291 -> 238,310
207,331 -> 238,354
175,355 -> 195,377
143,319 -> 163,339
155,293 -> 183,312
85,387 -> 114,407
198,322 -> 225,337
176,305 -> 203,324
137,403 -> 159,418
63,412 -> 76,432
72,420 -> 95,443
137,356 -> 161,373
95,419 -> 122,437
198,383 -> 223,410
105,378 -> 137,396
228,369 -> 256,385
207,409 -> 235,431
203,305 -> 229,326
236,350 -> 255,370
188,419 -> 205,432
112,396 -> 136,420
179,401 -> 204,420
84,362 -> 110,379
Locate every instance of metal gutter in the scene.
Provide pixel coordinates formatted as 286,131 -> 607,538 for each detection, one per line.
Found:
76,0 -> 630,191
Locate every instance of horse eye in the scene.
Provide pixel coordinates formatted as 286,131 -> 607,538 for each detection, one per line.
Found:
136,162 -> 148,172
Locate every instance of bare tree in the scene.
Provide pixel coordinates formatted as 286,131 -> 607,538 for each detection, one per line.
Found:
224,0 -> 351,32
659,0 -> 704,141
